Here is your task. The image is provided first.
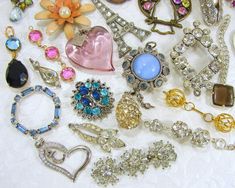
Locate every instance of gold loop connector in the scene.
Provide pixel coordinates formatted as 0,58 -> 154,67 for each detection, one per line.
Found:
5,26 -> 15,38
183,102 -> 195,111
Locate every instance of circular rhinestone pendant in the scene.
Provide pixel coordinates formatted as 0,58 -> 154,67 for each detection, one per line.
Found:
28,30 -> 43,43
60,67 -> 76,81
6,37 -> 21,51
72,79 -> 114,120
132,53 -> 161,81
45,46 -> 60,60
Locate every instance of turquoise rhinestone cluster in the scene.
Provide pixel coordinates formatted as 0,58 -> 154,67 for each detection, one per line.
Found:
72,79 -> 114,120
10,85 -> 61,137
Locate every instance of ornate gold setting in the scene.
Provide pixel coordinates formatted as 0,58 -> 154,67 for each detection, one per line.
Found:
164,88 -> 235,133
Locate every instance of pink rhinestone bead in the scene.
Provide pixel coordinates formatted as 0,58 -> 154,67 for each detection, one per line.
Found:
45,46 -> 60,60
28,30 -> 42,43
60,67 -> 76,81
142,2 -> 154,10
178,6 -> 188,16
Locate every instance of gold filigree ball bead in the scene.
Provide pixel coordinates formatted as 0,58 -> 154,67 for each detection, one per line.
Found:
59,6 -> 72,18
165,89 -> 186,107
214,113 -> 235,133
116,93 -> 142,129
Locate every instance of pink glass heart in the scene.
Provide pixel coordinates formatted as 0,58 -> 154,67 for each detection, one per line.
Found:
65,26 -> 114,72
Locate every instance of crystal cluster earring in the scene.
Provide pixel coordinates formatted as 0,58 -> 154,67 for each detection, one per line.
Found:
91,141 -> 177,186
71,79 -> 114,120
28,27 -> 76,82
5,26 -> 28,88
69,123 -> 126,153
164,88 -> 235,133
144,119 -> 235,151
9,0 -> 33,22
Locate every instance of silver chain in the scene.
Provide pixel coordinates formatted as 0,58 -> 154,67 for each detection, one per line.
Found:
218,14 -> 231,84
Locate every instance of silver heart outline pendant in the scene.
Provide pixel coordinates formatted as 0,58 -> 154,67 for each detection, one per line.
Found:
36,139 -> 91,182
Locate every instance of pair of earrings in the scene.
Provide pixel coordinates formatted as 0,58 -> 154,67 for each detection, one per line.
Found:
28,27 -> 76,87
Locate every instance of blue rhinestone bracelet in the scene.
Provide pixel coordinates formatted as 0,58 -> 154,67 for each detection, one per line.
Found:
10,85 -> 61,137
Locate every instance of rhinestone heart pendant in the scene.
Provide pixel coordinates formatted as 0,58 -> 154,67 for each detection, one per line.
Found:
65,26 -> 114,72
36,139 -> 91,182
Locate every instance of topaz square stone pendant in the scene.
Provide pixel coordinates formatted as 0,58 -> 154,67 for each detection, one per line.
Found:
71,79 -> 114,120
122,42 -> 170,91
212,84 -> 234,107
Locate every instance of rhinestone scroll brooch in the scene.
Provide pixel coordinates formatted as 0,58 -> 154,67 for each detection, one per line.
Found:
91,141 -> 177,186
71,79 -> 114,120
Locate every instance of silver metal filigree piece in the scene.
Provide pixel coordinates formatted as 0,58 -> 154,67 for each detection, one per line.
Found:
199,0 -> 223,25
68,123 -> 126,153
91,0 -> 151,58
91,141 -> 177,186
36,139 -> 91,182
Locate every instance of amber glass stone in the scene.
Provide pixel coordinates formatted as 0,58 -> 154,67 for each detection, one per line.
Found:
212,84 -> 234,107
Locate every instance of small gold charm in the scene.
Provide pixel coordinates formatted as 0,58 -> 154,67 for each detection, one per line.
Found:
68,123 -> 126,153
116,92 -> 142,129
164,88 -> 235,133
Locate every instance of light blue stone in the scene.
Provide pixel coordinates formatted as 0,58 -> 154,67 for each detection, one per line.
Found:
54,107 -> 61,119
101,96 -> 110,106
6,37 -> 21,51
92,82 -> 100,89
75,93 -> 82,100
76,103 -> 84,110
21,87 -> 34,97
84,106 -> 92,115
43,87 -> 55,97
38,126 -> 50,134
92,107 -> 101,116
11,103 -> 17,116
85,82 -> 92,88
100,88 -> 108,96
10,7 -> 23,22
16,123 -> 27,134
132,53 -> 161,81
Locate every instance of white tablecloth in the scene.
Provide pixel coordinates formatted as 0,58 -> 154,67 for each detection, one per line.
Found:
1,0 -> 235,187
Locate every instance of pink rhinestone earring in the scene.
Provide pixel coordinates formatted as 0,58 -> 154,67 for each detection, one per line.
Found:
28,27 -> 76,82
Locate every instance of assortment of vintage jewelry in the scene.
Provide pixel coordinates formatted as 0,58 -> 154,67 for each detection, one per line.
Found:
138,0 -> 192,35
28,27 -> 76,82
71,79 -> 114,120
91,141 -> 177,186
4,0 -> 235,186
10,85 -> 92,181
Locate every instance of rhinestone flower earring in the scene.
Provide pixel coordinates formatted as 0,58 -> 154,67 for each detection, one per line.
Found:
28,27 -> 76,82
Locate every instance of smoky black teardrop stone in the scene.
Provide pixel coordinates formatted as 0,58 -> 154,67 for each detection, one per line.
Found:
6,59 -> 28,88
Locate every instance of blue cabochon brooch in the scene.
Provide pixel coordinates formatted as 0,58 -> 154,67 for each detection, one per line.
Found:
71,79 -> 114,120
121,42 -> 170,108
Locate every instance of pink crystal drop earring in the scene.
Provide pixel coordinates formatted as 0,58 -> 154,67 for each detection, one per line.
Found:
28,27 -> 76,82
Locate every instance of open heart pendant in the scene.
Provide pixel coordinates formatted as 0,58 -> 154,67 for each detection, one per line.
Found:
35,139 -> 91,182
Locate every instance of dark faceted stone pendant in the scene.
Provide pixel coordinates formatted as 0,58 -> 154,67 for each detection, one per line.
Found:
6,59 -> 28,88
212,84 -> 234,107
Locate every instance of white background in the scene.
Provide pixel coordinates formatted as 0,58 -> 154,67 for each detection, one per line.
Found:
1,0 -> 235,188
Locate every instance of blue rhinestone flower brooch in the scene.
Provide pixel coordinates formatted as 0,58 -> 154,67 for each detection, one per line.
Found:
72,79 -> 114,120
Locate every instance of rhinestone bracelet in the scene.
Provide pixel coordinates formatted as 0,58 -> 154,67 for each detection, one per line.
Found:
11,85 -> 61,137
144,119 -> 235,151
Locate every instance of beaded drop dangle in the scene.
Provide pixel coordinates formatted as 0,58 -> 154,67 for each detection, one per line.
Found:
28,27 -> 76,82
9,0 -> 33,22
164,88 -> 235,133
5,26 -> 28,88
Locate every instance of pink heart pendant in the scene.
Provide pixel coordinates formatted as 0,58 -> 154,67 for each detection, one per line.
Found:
65,26 -> 114,72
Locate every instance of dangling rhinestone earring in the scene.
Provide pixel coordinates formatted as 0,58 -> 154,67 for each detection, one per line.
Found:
5,26 -> 28,88
28,27 -> 76,82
